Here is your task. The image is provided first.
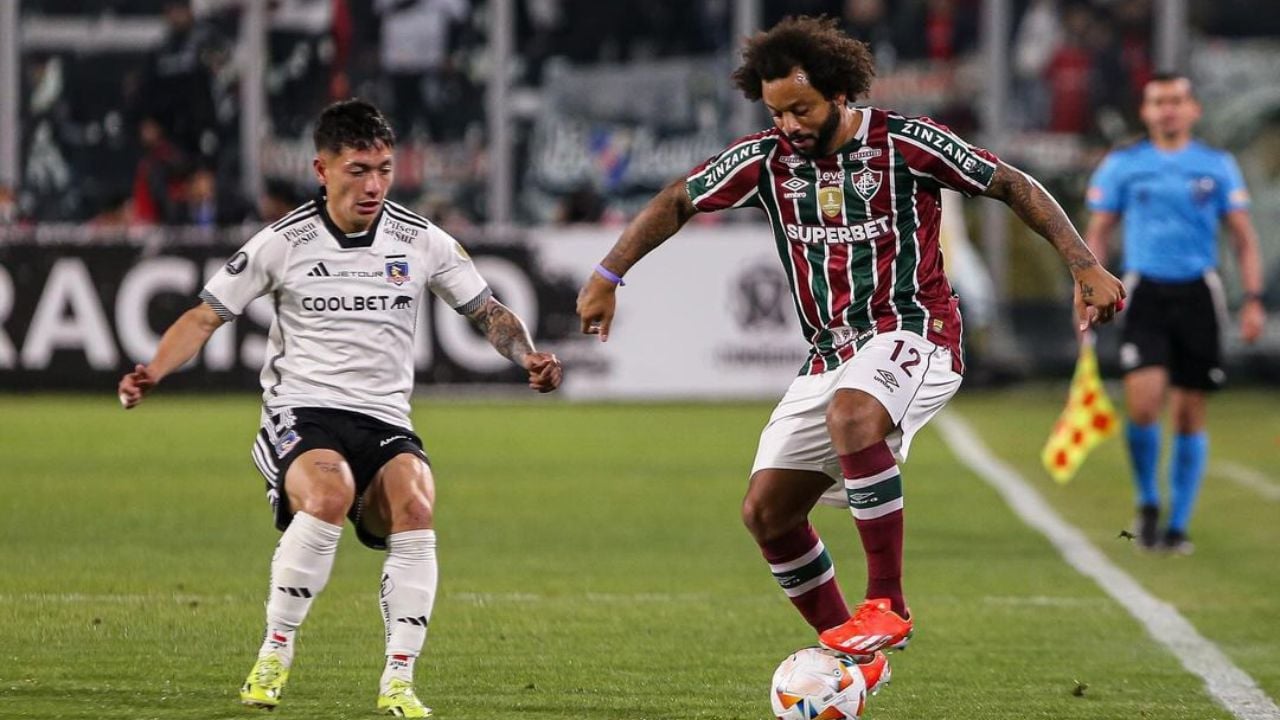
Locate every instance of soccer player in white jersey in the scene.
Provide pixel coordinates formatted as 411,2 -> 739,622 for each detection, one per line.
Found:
117,100 -> 562,717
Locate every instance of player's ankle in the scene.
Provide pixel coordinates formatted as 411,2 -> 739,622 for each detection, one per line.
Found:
380,654 -> 415,692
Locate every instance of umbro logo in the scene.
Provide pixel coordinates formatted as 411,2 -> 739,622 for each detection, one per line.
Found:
873,369 -> 899,392
848,492 -> 877,505
307,262 -> 332,277
781,176 -> 809,199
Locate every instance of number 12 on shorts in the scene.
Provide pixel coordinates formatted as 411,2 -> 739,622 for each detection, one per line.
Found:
889,339 -> 921,377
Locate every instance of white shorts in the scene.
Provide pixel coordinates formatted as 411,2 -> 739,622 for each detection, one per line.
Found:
750,331 -> 963,507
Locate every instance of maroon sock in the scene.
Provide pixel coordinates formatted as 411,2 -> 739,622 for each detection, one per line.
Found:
759,521 -> 851,632
839,442 -> 907,617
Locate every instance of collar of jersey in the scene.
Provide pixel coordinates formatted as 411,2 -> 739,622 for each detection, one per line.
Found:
315,188 -> 384,249
829,106 -> 872,156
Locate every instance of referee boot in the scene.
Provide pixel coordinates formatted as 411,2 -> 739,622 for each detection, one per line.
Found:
1161,529 -> 1195,556
1133,504 -> 1160,550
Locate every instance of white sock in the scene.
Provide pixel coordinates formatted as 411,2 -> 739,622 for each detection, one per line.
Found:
258,511 -> 342,666
382,654 -> 416,689
379,529 -> 437,690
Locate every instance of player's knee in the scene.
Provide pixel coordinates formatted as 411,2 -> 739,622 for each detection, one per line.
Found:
1172,409 -> 1205,434
825,397 -> 884,450
1128,404 -> 1161,426
296,484 -> 355,524
391,493 -> 434,529
741,496 -> 798,544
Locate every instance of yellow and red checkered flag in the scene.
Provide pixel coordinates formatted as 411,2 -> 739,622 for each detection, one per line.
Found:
1041,335 -> 1120,483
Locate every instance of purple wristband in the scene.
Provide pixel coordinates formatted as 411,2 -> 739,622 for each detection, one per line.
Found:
594,264 -> 626,286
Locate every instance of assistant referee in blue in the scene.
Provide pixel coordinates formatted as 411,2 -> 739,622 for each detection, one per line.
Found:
1084,72 -> 1267,554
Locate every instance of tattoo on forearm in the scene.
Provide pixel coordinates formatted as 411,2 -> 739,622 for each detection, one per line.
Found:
600,180 -> 696,274
987,164 -> 1097,273
466,297 -> 535,364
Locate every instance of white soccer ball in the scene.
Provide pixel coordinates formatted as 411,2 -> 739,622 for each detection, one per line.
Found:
770,647 -> 867,720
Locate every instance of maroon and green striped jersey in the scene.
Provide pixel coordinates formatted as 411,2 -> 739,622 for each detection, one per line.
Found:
685,107 -> 1000,376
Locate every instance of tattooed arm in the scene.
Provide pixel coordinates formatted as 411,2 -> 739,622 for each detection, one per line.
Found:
577,178 -> 700,340
466,296 -> 535,364
983,161 -> 1126,330
984,161 -> 1101,273
466,296 -> 562,392
597,178 -> 699,277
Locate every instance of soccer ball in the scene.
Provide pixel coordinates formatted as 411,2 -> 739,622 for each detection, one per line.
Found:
770,647 -> 867,720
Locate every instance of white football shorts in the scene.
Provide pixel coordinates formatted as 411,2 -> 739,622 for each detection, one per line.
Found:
750,330 -> 963,507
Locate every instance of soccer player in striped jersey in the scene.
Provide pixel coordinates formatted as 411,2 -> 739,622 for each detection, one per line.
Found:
577,16 -> 1125,660
117,100 -> 562,717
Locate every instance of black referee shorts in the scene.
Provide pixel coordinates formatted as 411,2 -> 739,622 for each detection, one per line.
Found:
250,407 -> 430,550
1119,274 -> 1226,391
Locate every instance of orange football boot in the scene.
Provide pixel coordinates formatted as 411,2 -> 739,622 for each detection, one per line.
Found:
854,650 -> 891,696
818,598 -> 912,657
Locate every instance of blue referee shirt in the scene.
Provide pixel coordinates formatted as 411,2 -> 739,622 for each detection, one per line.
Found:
1087,140 -> 1250,281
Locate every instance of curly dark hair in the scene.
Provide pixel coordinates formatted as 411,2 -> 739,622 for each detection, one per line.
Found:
313,99 -> 396,154
731,16 -> 876,102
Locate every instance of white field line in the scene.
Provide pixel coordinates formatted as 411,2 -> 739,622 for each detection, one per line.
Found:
936,412 -> 1280,720
449,591 -> 721,606
1214,461 -> 1280,502
980,595 -> 1110,608
0,593 -> 243,604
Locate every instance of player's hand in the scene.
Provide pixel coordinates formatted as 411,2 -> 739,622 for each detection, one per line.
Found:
1241,299 -> 1266,343
577,273 -> 618,342
523,352 -> 562,393
117,363 -> 157,409
1073,264 -> 1126,332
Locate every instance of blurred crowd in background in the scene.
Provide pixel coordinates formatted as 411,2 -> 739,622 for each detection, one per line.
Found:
3,0 -> 1279,233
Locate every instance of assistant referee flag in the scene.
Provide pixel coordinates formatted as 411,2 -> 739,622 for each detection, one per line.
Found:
1042,336 -> 1120,483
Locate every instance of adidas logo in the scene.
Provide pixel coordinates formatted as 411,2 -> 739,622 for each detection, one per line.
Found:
396,615 -> 429,627
306,262 -> 332,277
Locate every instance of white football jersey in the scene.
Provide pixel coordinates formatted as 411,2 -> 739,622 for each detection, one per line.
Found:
201,195 -> 490,429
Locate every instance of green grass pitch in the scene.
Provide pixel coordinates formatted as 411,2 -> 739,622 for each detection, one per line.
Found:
1,389 -> 1277,719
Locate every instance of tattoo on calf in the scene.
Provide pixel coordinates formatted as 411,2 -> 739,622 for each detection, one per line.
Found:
314,461 -> 342,474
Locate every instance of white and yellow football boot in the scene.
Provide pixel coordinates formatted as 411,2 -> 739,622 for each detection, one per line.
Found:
377,678 -> 432,717
240,653 -> 289,709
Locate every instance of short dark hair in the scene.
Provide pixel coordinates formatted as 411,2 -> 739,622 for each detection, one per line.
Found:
731,16 -> 876,102
313,99 -> 396,154
1146,72 -> 1196,98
